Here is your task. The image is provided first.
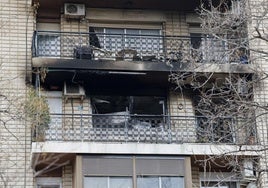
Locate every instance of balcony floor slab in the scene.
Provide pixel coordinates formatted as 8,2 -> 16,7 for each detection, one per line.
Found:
32,142 -> 261,156
32,57 -> 254,74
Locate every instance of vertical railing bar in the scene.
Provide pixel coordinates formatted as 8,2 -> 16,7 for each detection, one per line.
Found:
80,113 -> 83,141
124,114 -> 128,142
33,31 -> 37,57
122,33 -> 125,59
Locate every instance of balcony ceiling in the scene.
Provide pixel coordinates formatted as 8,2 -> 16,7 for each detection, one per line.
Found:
34,0 -> 207,21
41,70 -> 169,95
35,0 -> 201,11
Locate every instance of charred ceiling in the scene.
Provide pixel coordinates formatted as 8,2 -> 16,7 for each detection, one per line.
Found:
33,0 -> 210,22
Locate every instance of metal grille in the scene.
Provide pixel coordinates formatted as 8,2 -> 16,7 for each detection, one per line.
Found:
33,113 -> 257,144
33,31 -> 249,64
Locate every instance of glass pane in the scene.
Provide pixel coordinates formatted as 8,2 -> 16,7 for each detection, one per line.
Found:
161,177 -> 184,188
37,35 -> 60,56
125,29 -> 140,50
106,28 -> 124,34
93,28 -> 104,33
201,181 -> 237,188
140,29 -> 160,36
105,28 -> 124,51
190,33 -> 202,49
84,177 -> 107,188
126,29 -> 139,35
110,177 -> 132,188
137,177 -> 159,188
140,30 -> 161,56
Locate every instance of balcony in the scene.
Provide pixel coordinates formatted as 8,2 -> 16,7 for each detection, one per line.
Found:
33,113 -> 257,145
32,30 -> 249,66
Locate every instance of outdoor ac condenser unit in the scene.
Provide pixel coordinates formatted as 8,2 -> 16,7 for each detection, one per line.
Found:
64,3 -> 85,18
64,82 -> 85,100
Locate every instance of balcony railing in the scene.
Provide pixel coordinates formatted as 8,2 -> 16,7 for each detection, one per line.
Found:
33,113 -> 257,144
32,31 -> 248,64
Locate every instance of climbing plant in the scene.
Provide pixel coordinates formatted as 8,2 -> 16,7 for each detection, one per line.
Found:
25,87 -> 50,141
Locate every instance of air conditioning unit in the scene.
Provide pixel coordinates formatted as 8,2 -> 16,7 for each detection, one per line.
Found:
64,3 -> 85,18
64,82 -> 85,100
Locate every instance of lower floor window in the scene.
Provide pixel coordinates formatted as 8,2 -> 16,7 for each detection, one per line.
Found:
137,176 -> 183,188
84,177 -> 132,188
201,181 -> 237,188
84,176 -> 183,188
83,156 -> 186,188
36,177 -> 61,188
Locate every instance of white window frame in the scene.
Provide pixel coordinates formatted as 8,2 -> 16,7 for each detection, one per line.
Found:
36,177 -> 62,188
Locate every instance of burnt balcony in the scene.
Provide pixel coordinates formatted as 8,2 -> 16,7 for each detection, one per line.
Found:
33,113 -> 257,145
32,30 -> 249,65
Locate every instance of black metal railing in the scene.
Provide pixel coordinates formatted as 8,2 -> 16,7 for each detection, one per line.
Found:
32,31 -> 249,64
33,113 -> 257,144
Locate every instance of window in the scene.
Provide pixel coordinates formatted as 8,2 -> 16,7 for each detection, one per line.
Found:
84,177 -> 132,188
190,33 -> 202,49
37,34 -> 60,57
190,33 -> 203,63
83,157 -> 186,188
92,96 -> 165,115
36,178 -> 61,188
91,27 -> 163,58
46,91 -> 62,125
201,36 -> 228,63
91,95 -> 166,128
84,176 -> 183,188
137,176 -> 183,188
201,181 -> 237,188
190,32 -> 228,63
231,0 -> 242,15
197,116 -> 234,143
200,172 -> 239,188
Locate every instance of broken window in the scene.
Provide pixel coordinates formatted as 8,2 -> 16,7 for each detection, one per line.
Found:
91,95 -> 166,129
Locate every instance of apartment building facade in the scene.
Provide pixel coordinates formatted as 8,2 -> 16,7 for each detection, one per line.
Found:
0,0 -> 267,187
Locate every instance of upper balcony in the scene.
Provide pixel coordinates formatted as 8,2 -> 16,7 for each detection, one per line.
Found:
32,30 -> 252,74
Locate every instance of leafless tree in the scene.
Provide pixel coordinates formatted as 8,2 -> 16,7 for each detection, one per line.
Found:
169,0 -> 268,186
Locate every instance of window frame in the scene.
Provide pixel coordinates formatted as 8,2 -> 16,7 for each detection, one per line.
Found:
91,27 -> 163,58
199,172 -> 240,188
137,176 -> 184,188
84,176 -> 133,188
36,177 -> 62,188
82,156 -> 187,188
